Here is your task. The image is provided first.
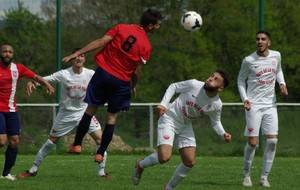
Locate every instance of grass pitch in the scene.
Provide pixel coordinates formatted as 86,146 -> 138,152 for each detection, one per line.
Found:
0,154 -> 299,190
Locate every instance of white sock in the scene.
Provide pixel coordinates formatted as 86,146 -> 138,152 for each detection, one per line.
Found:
244,143 -> 256,177
97,145 -> 107,176
139,152 -> 159,169
30,139 -> 55,173
165,162 -> 191,189
261,138 -> 278,178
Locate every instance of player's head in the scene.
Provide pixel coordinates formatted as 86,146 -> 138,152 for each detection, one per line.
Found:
204,68 -> 230,93
256,30 -> 271,54
140,9 -> 162,33
0,42 -> 14,66
71,47 -> 85,67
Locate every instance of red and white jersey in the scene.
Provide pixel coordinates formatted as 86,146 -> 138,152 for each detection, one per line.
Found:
94,24 -> 152,82
159,79 -> 226,136
237,50 -> 286,106
0,62 -> 35,112
43,67 -> 95,112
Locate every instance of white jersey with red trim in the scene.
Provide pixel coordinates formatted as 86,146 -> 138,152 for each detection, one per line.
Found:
43,67 -> 94,112
237,50 -> 286,106
159,79 -> 225,135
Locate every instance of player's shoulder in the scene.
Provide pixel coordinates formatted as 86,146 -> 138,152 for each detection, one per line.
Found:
244,51 -> 257,62
269,49 -> 281,57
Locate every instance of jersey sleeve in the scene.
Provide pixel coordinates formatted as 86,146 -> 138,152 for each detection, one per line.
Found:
209,107 -> 226,136
237,58 -> 250,102
160,79 -> 195,108
43,70 -> 65,84
275,52 -> 286,85
17,64 -> 35,78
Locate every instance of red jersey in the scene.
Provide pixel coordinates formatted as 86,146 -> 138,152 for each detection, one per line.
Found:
0,62 -> 35,112
94,24 -> 152,82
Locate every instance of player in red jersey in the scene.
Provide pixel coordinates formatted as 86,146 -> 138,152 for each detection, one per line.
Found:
0,43 -> 54,181
62,9 -> 162,164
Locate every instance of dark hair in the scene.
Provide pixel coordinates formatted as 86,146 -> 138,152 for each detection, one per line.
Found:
140,9 -> 162,28
72,47 -> 82,54
215,68 -> 230,88
256,30 -> 271,39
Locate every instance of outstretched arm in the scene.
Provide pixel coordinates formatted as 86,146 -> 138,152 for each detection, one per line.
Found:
62,35 -> 113,63
32,75 -> 54,95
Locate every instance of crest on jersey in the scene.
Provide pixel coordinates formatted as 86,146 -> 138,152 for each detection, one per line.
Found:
12,71 -> 18,78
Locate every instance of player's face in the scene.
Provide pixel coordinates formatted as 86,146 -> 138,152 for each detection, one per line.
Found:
204,72 -> 224,92
0,45 -> 14,66
72,54 -> 85,67
256,33 -> 271,54
147,20 -> 161,33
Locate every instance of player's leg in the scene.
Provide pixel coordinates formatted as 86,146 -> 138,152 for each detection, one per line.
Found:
260,106 -> 278,187
71,105 -> 98,148
132,116 -> 175,185
164,126 -> 196,190
243,107 -> 261,186
95,112 -> 118,163
88,120 -> 110,178
1,112 -> 20,181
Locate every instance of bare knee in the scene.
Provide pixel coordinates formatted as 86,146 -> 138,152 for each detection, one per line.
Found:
158,155 -> 171,164
182,159 -> 196,168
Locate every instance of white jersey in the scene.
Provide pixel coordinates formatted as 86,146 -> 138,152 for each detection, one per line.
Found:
160,79 -> 225,136
237,50 -> 286,106
44,67 -> 94,112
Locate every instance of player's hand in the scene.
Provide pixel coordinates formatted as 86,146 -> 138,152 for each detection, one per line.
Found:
223,132 -> 231,142
157,105 -> 167,116
243,100 -> 251,111
62,53 -> 77,64
279,84 -> 288,96
26,81 -> 37,96
131,87 -> 137,98
46,85 -> 55,95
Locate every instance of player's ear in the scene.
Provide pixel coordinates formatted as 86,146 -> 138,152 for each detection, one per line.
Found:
218,85 -> 224,92
268,40 -> 271,47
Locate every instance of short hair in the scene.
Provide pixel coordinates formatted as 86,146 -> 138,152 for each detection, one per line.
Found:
215,68 -> 230,88
256,30 -> 271,39
140,9 -> 162,28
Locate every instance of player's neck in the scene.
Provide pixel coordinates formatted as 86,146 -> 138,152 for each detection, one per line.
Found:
72,66 -> 83,74
257,49 -> 270,57
205,90 -> 218,98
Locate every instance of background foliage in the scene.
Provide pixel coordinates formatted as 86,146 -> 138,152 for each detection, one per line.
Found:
0,0 -> 299,104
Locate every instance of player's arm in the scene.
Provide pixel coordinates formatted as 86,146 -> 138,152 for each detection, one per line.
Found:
237,59 -> 251,111
62,35 -> 113,63
27,72 -> 61,96
131,63 -> 143,98
32,75 -> 54,95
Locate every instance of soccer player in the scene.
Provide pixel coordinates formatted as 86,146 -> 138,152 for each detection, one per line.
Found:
132,69 -> 232,190
238,31 -> 288,187
18,49 -> 110,179
0,43 -> 54,181
62,9 -> 162,163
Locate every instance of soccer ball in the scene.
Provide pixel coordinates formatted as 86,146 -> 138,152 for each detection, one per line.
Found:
181,11 -> 203,32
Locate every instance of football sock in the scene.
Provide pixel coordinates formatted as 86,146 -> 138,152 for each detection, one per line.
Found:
97,124 -> 115,156
97,145 -> 108,176
139,153 -> 159,169
165,162 -> 191,189
2,145 -> 18,176
244,143 -> 256,177
30,139 -> 55,173
261,138 -> 278,178
73,113 -> 92,146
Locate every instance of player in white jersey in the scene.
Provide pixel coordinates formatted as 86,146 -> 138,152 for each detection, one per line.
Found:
132,69 -> 232,189
238,31 -> 288,187
18,49 -> 110,179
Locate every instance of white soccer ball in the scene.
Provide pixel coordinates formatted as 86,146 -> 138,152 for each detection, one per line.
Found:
181,11 -> 203,32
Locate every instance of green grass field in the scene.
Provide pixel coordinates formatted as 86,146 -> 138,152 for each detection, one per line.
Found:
0,154 -> 299,190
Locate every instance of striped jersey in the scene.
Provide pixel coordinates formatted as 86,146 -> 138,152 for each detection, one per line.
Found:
0,62 -> 35,112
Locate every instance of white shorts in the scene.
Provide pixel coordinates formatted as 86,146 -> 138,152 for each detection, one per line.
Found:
244,105 -> 278,137
50,109 -> 101,137
157,114 -> 196,149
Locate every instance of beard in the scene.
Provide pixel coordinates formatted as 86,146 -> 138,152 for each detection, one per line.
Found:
203,83 -> 218,93
0,56 -> 12,66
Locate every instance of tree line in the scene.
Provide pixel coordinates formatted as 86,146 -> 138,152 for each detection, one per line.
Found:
0,0 -> 299,103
